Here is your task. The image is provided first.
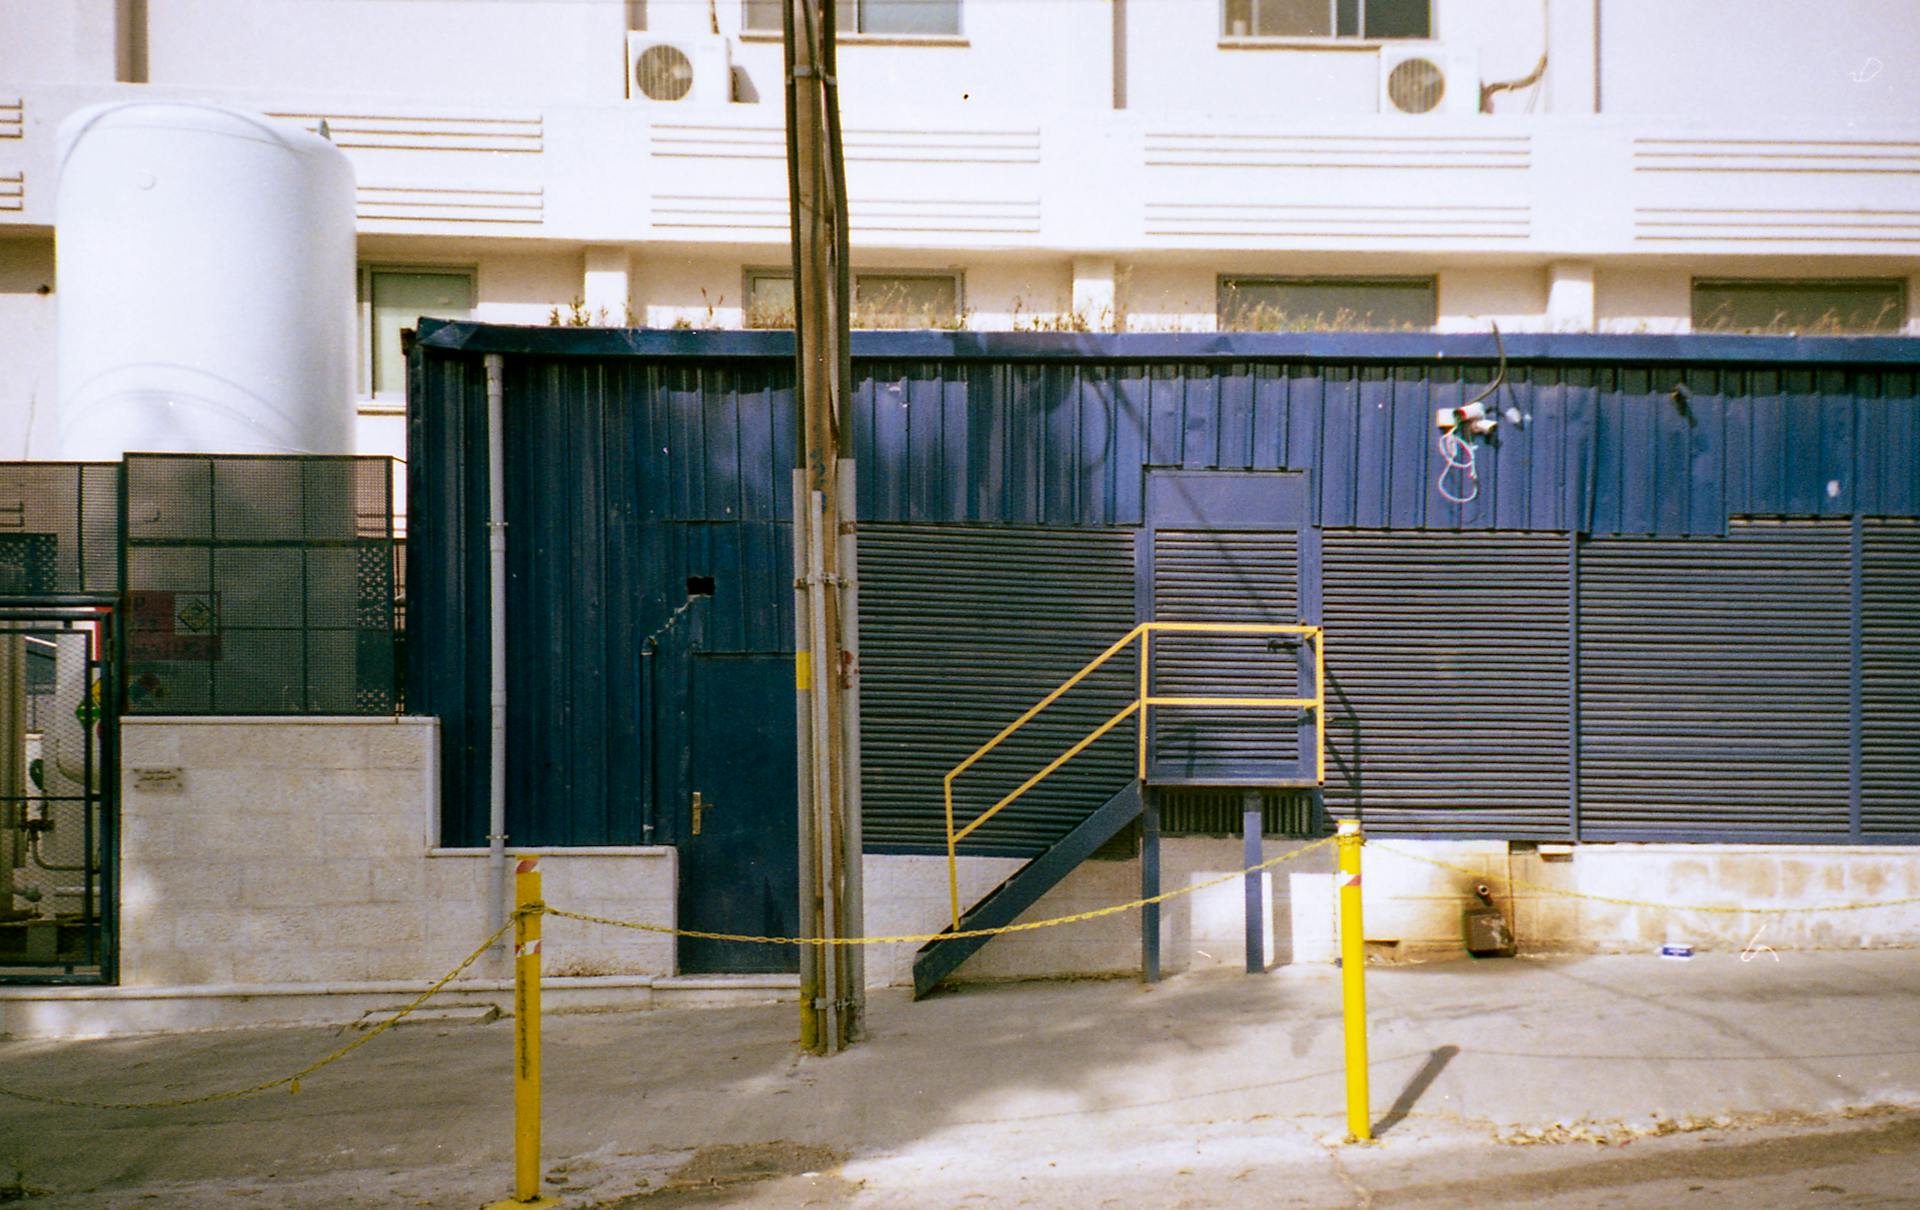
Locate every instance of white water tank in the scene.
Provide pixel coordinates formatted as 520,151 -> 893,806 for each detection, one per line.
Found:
54,101 -> 356,459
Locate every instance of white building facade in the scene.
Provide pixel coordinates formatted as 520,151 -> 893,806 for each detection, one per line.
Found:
4,3 -> 1920,1031
3,0 -> 1919,466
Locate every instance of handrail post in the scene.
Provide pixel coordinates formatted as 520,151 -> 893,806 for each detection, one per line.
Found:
1314,628 -> 1327,786
1136,629 -> 1148,779
944,776 -> 961,930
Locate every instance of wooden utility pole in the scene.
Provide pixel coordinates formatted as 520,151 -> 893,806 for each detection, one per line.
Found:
784,0 -> 863,1054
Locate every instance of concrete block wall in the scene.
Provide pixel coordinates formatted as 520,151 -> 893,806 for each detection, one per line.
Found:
884,834 -> 1920,987
863,836 -> 1339,988
117,718 -> 675,989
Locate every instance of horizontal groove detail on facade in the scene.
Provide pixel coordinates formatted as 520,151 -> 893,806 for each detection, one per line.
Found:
269,110 -> 545,154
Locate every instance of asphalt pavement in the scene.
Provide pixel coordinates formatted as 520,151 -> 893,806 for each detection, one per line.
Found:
3,950 -> 1918,1207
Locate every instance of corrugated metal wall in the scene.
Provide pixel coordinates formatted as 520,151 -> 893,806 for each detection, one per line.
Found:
847,361 -> 1917,535
408,327 -> 1920,848
1862,519 -> 1920,838
857,525 -> 1136,855
1321,531 -> 1572,837
1576,521 -> 1854,840
409,356 -> 798,847
1150,530 -> 1301,779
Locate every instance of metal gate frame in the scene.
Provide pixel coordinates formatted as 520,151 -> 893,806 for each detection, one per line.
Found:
0,595 -> 120,985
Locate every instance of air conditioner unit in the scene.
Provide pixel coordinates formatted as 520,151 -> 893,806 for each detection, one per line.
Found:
1379,46 -> 1480,116
626,34 -> 732,104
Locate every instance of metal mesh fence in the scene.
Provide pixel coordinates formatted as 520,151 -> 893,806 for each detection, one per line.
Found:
123,455 -> 400,715
0,456 -> 402,716
0,463 -> 121,596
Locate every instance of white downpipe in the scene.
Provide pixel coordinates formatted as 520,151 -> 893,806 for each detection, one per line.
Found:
805,487 -> 840,1053
485,353 -> 508,955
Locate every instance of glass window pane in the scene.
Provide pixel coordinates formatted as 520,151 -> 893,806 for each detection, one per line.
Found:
1220,277 -> 1435,331
745,272 -> 796,329
859,0 -> 960,35
1223,0 -> 1254,36
1362,0 -> 1429,38
742,0 -> 781,32
854,273 -> 959,328
1336,0 -> 1359,37
371,271 -> 473,397
1249,0 -> 1330,36
1693,280 -> 1907,335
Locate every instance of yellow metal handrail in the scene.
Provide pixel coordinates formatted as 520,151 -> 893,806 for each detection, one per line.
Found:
942,621 -> 1326,928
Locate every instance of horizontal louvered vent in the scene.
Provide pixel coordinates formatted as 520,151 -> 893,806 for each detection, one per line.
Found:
1322,530 -> 1571,837
1578,520 -> 1852,839
1862,519 -> 1920,837
858,525 -> 1136,855
1150,530 -> 1302,781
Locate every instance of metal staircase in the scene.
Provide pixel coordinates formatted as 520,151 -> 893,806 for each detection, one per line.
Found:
911,622 -> 1325,999
912,780 -> 1143,999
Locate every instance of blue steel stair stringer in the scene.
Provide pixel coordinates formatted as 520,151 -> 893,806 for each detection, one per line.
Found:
911,780 -> 1144,999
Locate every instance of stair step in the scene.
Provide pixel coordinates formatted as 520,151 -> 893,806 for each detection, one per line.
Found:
356,1002 -> 501,1029
912,780 -> 1144,1000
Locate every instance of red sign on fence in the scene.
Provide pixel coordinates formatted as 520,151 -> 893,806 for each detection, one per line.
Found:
128,591 -> 222,661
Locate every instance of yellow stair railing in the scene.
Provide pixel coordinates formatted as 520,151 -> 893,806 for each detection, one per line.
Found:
941,622 -> 1326,928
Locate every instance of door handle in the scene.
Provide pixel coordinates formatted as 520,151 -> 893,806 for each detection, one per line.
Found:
692,790 -> 707,836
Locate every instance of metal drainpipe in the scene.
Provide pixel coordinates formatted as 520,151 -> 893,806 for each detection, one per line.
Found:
789,471 -> 820,1053
805,486 -> 839,1053
834,461 -> 865,1040
485,353 -> 508,955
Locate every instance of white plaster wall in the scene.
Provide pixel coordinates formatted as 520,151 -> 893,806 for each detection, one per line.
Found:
0,236 -> 57,458
117,718 -> 675,989
142,0 -> 629,103
0,0 -> 121,83
1435,265 -> 1552,333
1125,0 -> 1544,118
1600,0 -> 1920,119
717,0 -> 1112,118
473,248 -> 587,327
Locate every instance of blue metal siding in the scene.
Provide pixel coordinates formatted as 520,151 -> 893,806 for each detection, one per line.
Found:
1322,531 -> 1572,838
1576,521 -> 1855,840
1862,519 -> 1920,838
408,326 -> 1920,847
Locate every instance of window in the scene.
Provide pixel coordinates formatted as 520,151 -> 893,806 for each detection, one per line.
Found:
1219,276 -> 1435,331
1222,0 -> 1429,38
746,269 -> 962,329
362,268 -> 475,399
1692,279 -> 1907,336
743,0 -> 960,36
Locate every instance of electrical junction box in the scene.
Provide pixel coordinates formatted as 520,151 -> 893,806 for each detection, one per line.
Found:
1464,905 -> 1514,957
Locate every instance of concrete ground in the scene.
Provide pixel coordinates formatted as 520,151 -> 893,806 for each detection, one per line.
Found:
3,951 -> 1919,1208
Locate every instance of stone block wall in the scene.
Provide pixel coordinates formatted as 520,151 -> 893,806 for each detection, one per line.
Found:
117,718 -> 675,989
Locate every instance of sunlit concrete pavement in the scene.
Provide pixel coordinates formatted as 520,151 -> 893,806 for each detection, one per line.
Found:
3,951 -> 1919,1208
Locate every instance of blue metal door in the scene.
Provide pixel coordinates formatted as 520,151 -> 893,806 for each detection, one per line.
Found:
679,653 -> 800,973
1142,470 -> 1320,786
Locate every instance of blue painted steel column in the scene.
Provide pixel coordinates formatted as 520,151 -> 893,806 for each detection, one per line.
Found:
1243,788 -> 1263,973
1849,514 -> 1864,840
1141,784 -> 1160,984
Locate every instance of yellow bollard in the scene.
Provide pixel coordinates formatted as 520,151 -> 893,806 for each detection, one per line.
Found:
1337,819 -> 1371,1143
488,856 -> 558,1209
